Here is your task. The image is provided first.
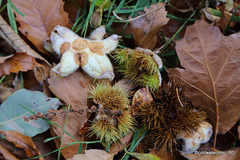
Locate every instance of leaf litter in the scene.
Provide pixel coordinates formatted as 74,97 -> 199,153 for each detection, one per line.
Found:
0,0 -> 240,160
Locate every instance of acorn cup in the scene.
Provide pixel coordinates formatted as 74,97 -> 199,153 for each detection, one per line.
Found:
88,82 -> 135,147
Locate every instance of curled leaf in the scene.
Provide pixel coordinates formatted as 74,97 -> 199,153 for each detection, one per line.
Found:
0,52 -> 41,76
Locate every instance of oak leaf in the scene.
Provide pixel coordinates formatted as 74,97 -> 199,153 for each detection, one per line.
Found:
130,2 -> 169,49
0,131 -> 42,159
168,20 -> 240,134
0,52 -> 40,76
11,0 -> 70,54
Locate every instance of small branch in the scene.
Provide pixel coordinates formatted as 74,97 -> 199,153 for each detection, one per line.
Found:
113,4 -> 165,22
0,15 -> 50,65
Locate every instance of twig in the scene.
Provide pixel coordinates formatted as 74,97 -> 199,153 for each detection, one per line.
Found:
0,15 -> 50,65
112,3 -> 165,22
176,88 -> 184,108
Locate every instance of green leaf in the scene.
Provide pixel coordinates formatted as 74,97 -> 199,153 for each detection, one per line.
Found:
128,152 -> 159,160
0,89 -> 61,137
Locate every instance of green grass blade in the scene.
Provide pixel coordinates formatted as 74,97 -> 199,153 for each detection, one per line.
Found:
106,0 -> 126,30
7,0 -> 25,17
7,3 -> 18,33
81,0 -> 97,37
0,75 -> 5,83
160,10 -> 197,52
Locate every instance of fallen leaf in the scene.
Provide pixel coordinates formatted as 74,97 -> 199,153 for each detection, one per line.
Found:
0,55 -> 13,63
0,52 -> 40,76
130,2 -> 169,49
167,20 -> 240,135
0,143 -> 19,160
167,0 -> 202,13
202,7 -> 233,31
0,89 -> 61,137
150,149 -> 178,160
181,147 -> 240,160
68,149 -> 113,160
50,107 -> 88,159
109,132 -> 133,154
64,0 -> 85,24
0,16 -> 51,65
0,131 -> 42,159
11,0 -> 70,54
48,71 -> 91,107
128,152 -> 159,160
238,126 -> 240,140
0,84 -> 15,103
33,132 -> 58,160
215,11 -> 233,31
132,88 -> 153,115
0,139 -> 26,159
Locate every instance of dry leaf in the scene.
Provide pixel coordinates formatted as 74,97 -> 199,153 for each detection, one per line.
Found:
130,2 -> 169,49
0,16 -> 50,65
0,131 -> 42,159
238,126 -> 240,140
0,143 -> 19,160
64,0 -> 85,23
11,0 -> 70,54
150,149 -> 178,160
68,149 -> 113,160
167,20 -> 240,135
33,132 -> 58,160
181,147 -> 240,160
202,8 -> 232,31
0,52 -> 40,76
167,0 -> 202,13
50,108 -> 88,159
48,71 -> 91,107
109,132 -> 133,154
132,88 -> 153,115
0,139 -> 26,159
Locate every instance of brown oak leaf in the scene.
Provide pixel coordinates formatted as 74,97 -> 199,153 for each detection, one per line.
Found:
0,52 -> 40,76
130,2 -> 169,49
11,0 -> 70,54
168,20 -> 240,135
